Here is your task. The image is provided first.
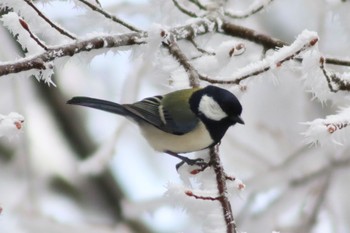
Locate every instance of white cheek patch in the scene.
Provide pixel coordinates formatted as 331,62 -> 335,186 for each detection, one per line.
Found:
198,95 -> 227,121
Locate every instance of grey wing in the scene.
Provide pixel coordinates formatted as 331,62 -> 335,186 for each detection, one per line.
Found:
123,96 -> 198,135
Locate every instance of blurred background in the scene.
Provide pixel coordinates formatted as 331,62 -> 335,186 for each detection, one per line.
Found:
1,0 -> 350,232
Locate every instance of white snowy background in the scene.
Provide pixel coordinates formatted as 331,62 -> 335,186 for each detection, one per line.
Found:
1,0 -> 350,233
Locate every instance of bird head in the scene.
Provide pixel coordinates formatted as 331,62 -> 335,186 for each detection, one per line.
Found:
190,85 -> 244,125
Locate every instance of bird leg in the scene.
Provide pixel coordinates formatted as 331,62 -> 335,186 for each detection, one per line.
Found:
165,151 -> 208,170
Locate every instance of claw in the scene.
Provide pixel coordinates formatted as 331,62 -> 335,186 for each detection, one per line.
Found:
165,151 -> 208,170
176,157 -> 208,170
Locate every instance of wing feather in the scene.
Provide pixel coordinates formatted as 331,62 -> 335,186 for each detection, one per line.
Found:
123,89 -> 200,135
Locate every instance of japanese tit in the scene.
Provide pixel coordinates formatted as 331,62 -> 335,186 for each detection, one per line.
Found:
67,85 -> 244,166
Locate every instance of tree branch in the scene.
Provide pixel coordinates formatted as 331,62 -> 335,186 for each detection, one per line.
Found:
0,32 -> 144,76
209,145 -> 237,233
0,18 -> 216,77
163,33 -> 200,88
2,15 -> 350,79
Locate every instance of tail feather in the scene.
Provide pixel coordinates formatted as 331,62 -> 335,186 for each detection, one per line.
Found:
67,97 -> 127,116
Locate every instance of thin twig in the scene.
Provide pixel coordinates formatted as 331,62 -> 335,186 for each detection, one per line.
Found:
209,145 -> 237,233
290,156 -> 350,187
77,0 -> 142,32
23,0 -> 76,40
188,0 -> 207,10
94,0 -> 102,7
188,38 -> 215,56
325,57 -> 350,66
225,0 -> 274,19
18,18 -> 48,51
320,57 -> 350,92
303,174 -> 331,233
172,0 -> 199,17
221,20 -> 286,50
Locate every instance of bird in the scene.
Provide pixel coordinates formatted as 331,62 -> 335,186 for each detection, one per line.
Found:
67,85 -> 244,168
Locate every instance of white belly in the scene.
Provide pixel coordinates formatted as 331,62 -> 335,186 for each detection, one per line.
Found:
140,122 -> 214,153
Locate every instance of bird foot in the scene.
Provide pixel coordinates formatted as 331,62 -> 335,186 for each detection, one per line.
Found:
165,151 -> 208,170
175,157 -> 208,170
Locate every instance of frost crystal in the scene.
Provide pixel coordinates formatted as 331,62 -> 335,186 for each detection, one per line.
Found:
34,63 -> 56,86
1,12 -> 45,55
301,50 -> 332,102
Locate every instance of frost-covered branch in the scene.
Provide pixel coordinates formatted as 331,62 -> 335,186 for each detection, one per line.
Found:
0,17 -> 217,78
3,9 -> 350,80
0,32 -> 144,77
303,106 -> 350,146
225,0 -> 274,19
199,30 -> 319,85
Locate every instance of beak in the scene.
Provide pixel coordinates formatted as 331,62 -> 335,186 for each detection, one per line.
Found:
232,115 -> 245,125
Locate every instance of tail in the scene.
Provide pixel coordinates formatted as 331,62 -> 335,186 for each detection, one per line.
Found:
67,97 -> 127,116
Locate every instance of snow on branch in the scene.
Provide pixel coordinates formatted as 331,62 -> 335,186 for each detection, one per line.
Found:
0,32 -> 145,77
199,29 -> 319,85
1,12 -> 46,55
301,52 -> 350,102
302,106 -> 350,146
0,17 -> 218,78
0,112 -> 24,139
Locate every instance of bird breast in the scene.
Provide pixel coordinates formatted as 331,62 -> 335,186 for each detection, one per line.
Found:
140,121 -> 214,153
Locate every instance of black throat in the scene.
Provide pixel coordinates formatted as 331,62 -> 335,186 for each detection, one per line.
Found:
200,117 -> 234,145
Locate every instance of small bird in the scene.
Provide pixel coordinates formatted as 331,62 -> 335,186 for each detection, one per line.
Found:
67,85 -> 244,167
